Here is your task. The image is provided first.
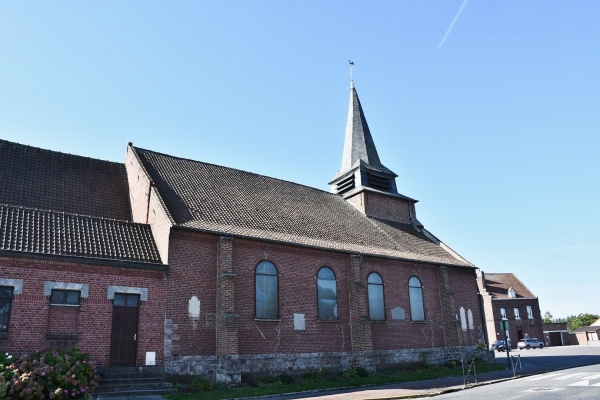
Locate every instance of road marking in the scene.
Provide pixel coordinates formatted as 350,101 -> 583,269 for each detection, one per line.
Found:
553,373 -> 593,380
527,373 -> 564,380
568,380 -> 590,386
584,373 -> 600,380
592,382 -> 600,387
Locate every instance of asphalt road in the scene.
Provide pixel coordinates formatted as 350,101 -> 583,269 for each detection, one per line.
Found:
271,345 -> 600,400
435,363 -> 600,400
493,343 -> 600,375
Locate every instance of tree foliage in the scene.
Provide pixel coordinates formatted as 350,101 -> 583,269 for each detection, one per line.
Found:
542,312 -> 599,330
566,313 -> 600,330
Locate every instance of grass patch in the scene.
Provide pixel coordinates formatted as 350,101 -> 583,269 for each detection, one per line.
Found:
165,361 -> 505,400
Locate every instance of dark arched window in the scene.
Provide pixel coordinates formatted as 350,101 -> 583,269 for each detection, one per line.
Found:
367,272 -> 385,321
255,261 -> 278,319
409,276 -> 425,321
317,267 -> 338,320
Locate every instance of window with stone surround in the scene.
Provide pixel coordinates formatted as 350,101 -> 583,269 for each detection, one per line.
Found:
367,272 -> 385,321
409,276 -> 425,321
527,305 -> 534,319
317,267 -> 338,321
255,261 -> 279,319
514,307 -> 521,319
500,307 -> 507,319
50,289 -> 81,306
0,286 -> 14,333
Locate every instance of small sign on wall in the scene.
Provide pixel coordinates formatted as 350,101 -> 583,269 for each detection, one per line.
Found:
294,314 -> 306,331
146,352 -> 156,366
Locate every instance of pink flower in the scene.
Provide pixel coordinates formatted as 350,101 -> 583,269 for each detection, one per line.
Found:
71,374 -> 76,379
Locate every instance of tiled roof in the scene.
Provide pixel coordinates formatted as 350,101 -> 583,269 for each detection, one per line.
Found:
133,146 -> 472,267
483,273 -> 536,299
0,140 -> 131,221
0,204 -> 161,264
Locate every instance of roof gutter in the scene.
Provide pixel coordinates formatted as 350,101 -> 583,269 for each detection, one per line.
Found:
0,250 -> 168,271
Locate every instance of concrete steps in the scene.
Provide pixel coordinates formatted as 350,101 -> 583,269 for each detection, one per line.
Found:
94,367 -> 177,398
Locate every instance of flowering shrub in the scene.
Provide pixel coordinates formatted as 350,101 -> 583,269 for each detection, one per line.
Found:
0,348 -> 100,399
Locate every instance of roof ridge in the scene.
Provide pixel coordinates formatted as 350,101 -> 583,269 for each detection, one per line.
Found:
0,139 -> 123,166
133,145 -> 345,198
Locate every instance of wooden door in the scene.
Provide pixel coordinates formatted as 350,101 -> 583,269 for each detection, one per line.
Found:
109,293 -> 140,366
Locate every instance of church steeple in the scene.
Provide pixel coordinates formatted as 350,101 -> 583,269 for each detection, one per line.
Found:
329,80 -> 421,227
329,81 -> 398,196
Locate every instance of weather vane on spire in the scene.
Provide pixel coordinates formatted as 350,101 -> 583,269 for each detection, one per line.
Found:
349,60 -> 354,81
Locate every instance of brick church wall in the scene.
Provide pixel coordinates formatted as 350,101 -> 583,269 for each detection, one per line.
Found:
0,256 -> 166,367
163,230 -> 483,380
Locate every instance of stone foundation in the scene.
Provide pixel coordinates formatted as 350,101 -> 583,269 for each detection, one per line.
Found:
165,346 -> 478,383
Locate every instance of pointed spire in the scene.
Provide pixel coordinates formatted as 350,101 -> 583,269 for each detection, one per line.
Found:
339,81 -> 391,174
330,82 -> 398,196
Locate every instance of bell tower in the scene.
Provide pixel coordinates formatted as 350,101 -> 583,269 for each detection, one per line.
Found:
329,81 -> 421,226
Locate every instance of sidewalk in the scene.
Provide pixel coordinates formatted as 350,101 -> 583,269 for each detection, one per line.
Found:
268,368 -> 516,399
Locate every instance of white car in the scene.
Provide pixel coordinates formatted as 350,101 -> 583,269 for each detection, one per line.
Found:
517,338 -> 544,350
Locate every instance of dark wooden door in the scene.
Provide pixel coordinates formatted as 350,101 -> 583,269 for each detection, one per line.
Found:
109,294 -> 140,366
549,332 -> 563,346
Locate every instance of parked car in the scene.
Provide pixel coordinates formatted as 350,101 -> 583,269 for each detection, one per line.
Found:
517,338 -> 544,350
491,340 -> 511,352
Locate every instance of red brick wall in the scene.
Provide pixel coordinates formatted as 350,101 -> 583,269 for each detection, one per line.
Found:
363,192 -> 412,223
125,146 -> 173,264
490,299 -> 544,343
164,230 -> 218,359
166,230 -> 483,359
0,256 -> 166,368
345,192 -> 412,224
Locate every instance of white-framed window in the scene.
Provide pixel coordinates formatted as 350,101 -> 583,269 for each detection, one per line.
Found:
408,276 -> 425,321
367,272 -> 385,321
527,305 -> 534,319
255,261 -> 279,319
508,288 -> 516,298
317,267 -> 338,321
514,307 -> 520,319
500,307 -> 507,319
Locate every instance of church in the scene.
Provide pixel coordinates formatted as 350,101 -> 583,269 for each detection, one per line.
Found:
0,82 -> 483,382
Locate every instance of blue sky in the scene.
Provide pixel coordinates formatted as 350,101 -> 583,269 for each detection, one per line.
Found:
1,1 -> 598,319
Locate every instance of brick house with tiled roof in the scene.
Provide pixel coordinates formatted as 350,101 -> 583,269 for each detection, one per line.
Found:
0,140 -> 166,367
1,81 -> 485,382
477,271 -> 543,346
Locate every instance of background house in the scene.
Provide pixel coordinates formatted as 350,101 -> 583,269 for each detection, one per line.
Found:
571,317 -> 600,346
0,140 -> 167,367
477,271 -> 543,345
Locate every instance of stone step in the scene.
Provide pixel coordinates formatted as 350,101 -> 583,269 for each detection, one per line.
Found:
94,367 -> 176,398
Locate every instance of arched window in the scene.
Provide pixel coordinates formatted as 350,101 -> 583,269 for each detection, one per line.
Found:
367,272 -> 385,321
409,276 -> 425,321
317,267 -> 338,320
255,261 -> 278,319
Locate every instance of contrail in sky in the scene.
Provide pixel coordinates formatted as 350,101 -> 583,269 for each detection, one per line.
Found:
438,0 -> 469,48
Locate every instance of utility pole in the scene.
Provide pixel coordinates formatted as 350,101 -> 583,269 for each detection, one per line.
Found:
500,320 -> 511,370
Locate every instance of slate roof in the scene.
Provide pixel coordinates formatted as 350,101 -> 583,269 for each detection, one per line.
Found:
483,273 -> 536,299
0,140 -> 162,265
132,146 -> 472,267
0,140 -> 131,221
335,82 -> 396,179
0,204 -> 161,264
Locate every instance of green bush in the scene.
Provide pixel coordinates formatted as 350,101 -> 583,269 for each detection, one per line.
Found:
0,348 -> 100,399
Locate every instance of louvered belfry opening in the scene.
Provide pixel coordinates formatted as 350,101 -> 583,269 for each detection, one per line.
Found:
336,174 -> 356,195
367,173 -> 391,192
